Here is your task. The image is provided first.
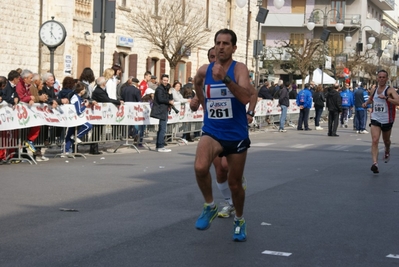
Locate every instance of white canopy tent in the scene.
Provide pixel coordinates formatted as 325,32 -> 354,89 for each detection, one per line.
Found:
296,68 -> 336,85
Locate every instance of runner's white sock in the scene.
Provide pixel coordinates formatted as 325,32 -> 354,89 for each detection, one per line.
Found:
217,181 -> 233,206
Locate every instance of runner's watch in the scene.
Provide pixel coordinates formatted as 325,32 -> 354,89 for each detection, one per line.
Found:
223,75 -> 232,84
247,111 -> 255,117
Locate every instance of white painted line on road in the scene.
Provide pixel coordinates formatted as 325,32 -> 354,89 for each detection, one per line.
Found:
386,254 -> 399,259
252,143 -> 275,147
291,144 -> 314,149
363,147 -> 385,152
262,250 -> 292,257
329,145 -> 351,150
261,222 -> 271,226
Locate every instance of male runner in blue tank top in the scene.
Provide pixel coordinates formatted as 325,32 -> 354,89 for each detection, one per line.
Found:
193,29 -> 257,242
362,70 -> 399,173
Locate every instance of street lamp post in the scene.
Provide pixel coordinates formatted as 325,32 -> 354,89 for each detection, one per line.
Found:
344,25 -> 376,84
307,7 -> 344,87
242,0 -> 284,89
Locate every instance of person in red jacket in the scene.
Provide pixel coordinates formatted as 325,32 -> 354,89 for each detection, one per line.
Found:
16,69 -> 41,153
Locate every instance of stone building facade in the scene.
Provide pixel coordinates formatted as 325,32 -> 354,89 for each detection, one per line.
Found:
0,0 -> 258,84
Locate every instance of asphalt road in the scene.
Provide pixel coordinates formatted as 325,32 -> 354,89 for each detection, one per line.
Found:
1,120 -> 399,267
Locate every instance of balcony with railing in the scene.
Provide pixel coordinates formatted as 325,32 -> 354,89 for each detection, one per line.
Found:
368,0 -> 395,11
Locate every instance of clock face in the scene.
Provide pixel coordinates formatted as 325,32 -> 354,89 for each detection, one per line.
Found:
39,20 -> 67,47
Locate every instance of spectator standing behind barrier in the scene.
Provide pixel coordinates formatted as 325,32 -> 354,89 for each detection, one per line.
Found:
326,84 -> 342,137
58,77 -> 76,101
16,69 -> 42,154
296,83 -> 313,131
150,74 -> 173,153
139,71 -> 152,96
43,72 -> 68,108
148,75 -> 158,90
0,71 -> 20,163
141,88 -> 155,107
103,68 -> 117,100
121,77 -> 143,142
92,77 -> 124,106
116,76 -> 132,101
171,81 -> 193,142
64,82 -> 93,155
257,80 -> 273,100
289,83 -> 298,99
340,82 -> 354,128
182,77 -> 195,99
0,76 -> 6,103
0,76 -> 10,164
353,82 -> 370,134
29,74 -> 50,162
79,67 -> 95,99
2,70 -> 20,106
313,84 -> 325,130
112,64 -> 122,85
278,81 -> 290,132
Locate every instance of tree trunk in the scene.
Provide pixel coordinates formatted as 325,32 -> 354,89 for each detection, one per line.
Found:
169,66 -> 176,84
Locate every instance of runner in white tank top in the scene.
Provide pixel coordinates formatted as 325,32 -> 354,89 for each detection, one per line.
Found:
362,70 -> 399,173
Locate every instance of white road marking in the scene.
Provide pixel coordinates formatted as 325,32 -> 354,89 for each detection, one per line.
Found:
290,144 -> 314,149
386,254 -> 399,259
329,145 -> 351,150
261,222 -> 271,226
251,143 -> 275,147
363,147 -> 385,152
262,250 -> 292,257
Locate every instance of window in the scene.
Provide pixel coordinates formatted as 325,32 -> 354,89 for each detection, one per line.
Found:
292,0 -> 305,14
290,33 -> 304,47
328,33 -> 344,56
331,1 -> 346,22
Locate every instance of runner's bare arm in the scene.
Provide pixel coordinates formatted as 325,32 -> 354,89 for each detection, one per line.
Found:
231,62 -> 254,105
194,64 -> 208,109
385,87 -> 399,105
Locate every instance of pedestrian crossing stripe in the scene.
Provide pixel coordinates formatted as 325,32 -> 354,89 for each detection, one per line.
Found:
290,144 -> 314,148
251,143 -> 275,147
329,145 -> 351,150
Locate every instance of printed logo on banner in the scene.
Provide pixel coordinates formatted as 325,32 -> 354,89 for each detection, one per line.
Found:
0,109 -> 13,125
133,105 -> 145,122
16,105 -> 31,126
115,106 -> 125,122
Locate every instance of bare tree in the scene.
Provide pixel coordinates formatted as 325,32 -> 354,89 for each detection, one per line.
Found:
268,39 -> 323,86
122,0 -> 209,80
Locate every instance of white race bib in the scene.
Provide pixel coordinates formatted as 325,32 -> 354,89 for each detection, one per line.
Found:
374,103 -> 386,113
206,99 -> 233,119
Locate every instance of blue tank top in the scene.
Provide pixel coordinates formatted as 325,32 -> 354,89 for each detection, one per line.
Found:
202,61 -> 248,141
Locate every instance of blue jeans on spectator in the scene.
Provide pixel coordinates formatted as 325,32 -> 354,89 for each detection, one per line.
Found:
355,109 -> 367,131
314,107 -> 323,127
297,108 -> 310,130
156,119 -> 167,149
279,105 -> 287,130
